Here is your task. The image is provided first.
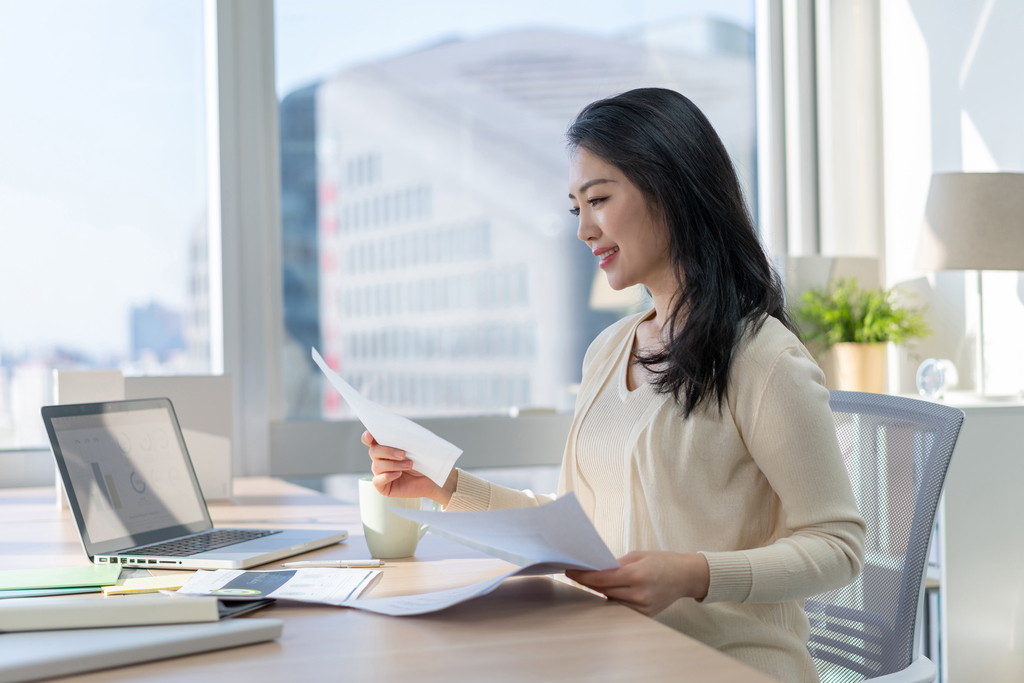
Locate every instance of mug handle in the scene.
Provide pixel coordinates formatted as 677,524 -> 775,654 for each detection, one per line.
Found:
418,500 -> 440,539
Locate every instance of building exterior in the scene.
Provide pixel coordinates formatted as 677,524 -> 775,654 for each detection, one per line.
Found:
280,83 -> 323,418
130,302 -> 185,364
184,214 -> 211,375
288,23 -> 754,418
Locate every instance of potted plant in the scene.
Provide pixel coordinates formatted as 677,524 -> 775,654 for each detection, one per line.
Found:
793,278 -> 931,393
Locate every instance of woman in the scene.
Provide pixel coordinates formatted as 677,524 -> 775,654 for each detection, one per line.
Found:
362,88 -> 865,683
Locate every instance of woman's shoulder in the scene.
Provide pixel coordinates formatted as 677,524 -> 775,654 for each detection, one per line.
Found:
726,315 -> 832,444
730,316 -> 821,390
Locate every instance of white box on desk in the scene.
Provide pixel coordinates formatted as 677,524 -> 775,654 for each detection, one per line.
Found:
125,375 -> 233,500
52,371 -> 234,503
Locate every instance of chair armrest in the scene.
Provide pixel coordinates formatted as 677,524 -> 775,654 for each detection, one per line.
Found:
868,656 -> 936,683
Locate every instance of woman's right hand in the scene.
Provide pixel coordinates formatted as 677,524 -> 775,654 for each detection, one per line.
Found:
361,431 -> 457,506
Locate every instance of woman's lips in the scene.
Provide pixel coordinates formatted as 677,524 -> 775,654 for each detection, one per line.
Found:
596,246 -> 619,269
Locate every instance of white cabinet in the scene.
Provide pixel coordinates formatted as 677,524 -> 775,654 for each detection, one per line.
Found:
932,395 -> 1024,682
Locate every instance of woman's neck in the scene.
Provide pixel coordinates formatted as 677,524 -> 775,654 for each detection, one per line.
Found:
644,271 -> 680,338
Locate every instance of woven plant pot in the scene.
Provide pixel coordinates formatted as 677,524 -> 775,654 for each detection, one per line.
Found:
833,342 -> 886,393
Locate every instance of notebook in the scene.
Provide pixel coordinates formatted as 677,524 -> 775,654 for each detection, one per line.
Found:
41,398 -> 347,570
0,618 -> 283,683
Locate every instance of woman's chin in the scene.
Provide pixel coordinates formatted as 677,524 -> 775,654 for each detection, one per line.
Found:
605,276 -> 632,292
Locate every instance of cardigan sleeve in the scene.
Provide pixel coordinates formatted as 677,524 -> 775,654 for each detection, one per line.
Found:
444,469 -> 555,511
701,344 -> 866,604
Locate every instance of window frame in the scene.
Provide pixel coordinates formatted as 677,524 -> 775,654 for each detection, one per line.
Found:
0,1 -> 893,483
220,0 -> 782,478
214,1 -> 831,481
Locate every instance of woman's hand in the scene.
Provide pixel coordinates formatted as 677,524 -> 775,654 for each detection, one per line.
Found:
361,431 -> 457,506
565,551 -> 710,617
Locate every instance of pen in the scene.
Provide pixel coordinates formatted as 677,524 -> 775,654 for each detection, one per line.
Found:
280,559 -> 385,568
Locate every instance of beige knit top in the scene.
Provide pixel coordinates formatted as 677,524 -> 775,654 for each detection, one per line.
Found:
447,310 -> 866,683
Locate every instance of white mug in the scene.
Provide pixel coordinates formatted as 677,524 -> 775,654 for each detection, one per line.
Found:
358,478 -> 434,558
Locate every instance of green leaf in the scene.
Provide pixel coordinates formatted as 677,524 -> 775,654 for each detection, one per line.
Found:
791,278 -> 931,348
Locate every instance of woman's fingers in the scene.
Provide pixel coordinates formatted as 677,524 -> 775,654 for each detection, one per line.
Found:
566,567 -> 630,589
372,471 -> 401,494
363,430 -> 408,465
371,457 -> 415,475
369,443 -> 407,462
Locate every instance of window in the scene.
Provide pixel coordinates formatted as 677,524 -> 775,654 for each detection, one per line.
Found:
0,1 -> 209,448
276,1 -> 757,421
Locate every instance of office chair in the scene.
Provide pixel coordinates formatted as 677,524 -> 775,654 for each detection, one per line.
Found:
806,391 -> 964,683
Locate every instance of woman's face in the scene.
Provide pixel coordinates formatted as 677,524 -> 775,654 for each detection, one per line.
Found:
569,147 -> 673,293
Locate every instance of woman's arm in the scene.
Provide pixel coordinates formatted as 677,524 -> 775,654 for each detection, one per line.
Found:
363,431 -> 554,511
701,344 -> 866,604
569,343 -> 865,615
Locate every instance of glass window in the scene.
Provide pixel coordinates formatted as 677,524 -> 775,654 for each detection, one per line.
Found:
276,0 -> 756,419
0,1 -> 209,448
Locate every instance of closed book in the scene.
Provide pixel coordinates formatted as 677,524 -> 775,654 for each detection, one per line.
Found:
0,595 -> 220,632
0,565 -> 121,591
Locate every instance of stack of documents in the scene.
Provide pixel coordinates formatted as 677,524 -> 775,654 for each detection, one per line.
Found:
175,567 -> 381,605
341,493 -> 619,616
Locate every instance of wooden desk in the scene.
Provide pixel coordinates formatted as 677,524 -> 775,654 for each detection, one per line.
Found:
0,478 -> 774,682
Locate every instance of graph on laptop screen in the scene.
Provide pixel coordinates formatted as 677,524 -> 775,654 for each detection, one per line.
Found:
50,409 -> 206,543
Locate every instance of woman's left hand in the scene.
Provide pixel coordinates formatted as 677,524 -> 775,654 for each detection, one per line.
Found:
565,551 -> 710,617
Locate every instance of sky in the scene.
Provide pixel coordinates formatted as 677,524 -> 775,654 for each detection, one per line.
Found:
0,0 -> 753,359
276,0 -> 754,98
0,0 -> 206,358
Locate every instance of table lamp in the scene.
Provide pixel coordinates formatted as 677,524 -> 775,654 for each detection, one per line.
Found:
915,172 -> 1024,395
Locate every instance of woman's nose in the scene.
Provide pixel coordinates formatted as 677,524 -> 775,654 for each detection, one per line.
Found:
576,213 -> 599,243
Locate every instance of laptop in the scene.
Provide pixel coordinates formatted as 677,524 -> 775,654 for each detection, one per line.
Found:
41,398 -> 348,569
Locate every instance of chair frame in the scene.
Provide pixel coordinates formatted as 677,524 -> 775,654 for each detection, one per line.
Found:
808,391 -> 963,683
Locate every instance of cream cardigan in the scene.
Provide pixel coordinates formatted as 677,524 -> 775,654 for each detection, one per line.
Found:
447,311 -> 866,683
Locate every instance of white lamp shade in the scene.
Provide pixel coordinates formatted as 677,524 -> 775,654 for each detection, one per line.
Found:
915,172 -> 1024,271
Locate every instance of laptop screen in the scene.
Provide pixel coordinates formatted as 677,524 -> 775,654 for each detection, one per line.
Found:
43,399 -> 212,557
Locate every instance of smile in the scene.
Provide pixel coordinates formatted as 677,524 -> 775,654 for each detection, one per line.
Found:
596,246 -> 619,268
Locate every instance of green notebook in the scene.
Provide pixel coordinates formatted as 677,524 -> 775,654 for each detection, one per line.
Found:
0,565 -> 121,591
0,587 -> 103,599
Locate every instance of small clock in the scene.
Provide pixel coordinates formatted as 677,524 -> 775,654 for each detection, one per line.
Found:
916,358 -> 959,399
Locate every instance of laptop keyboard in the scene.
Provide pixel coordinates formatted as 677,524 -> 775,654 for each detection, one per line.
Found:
120,529 -> 284,557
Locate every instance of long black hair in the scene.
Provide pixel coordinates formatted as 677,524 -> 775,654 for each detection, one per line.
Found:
567,88 -> 793,417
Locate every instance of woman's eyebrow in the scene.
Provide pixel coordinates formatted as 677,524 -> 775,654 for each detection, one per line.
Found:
568,178 -> 615,199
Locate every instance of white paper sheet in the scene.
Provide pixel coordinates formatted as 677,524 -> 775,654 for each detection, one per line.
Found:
176,568 -> 381,606
340,566 -> 533,616
340,493 -> 619,616
312,348 -> 462,486
392,492 -> 618,570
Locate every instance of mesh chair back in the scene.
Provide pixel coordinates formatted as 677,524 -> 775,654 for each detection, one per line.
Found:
807,391 -> 963,682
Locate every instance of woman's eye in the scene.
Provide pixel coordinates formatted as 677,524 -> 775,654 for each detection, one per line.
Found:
588,196 -> 607,206
569,206 -> 580,216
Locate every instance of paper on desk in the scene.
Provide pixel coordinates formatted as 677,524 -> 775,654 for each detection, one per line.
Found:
312,348 -> 462,486
103,574 -> 194,596
176,568 -> 381,606
341,565 -> 536,616
340,493 -> 619,616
